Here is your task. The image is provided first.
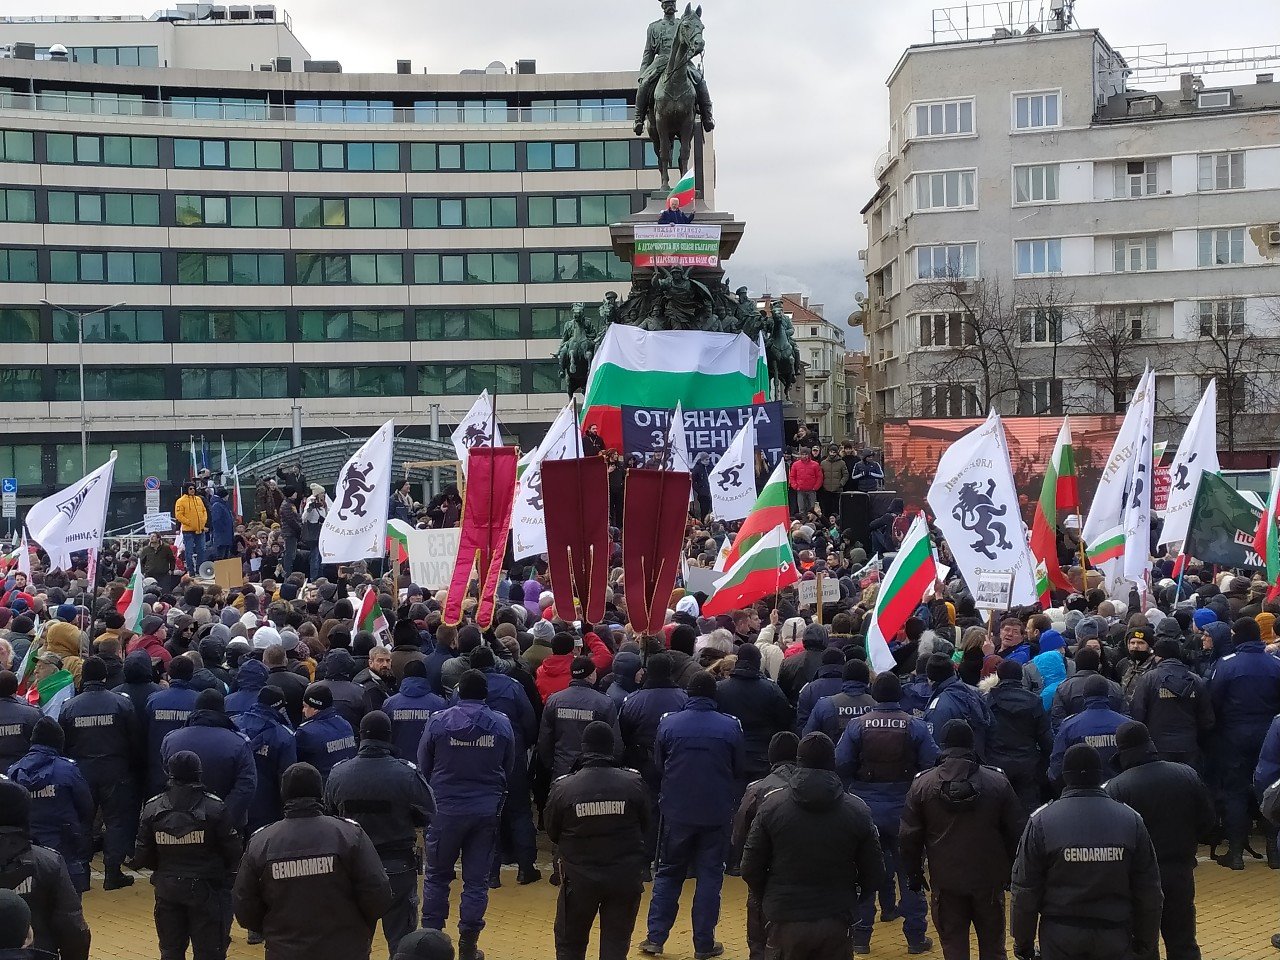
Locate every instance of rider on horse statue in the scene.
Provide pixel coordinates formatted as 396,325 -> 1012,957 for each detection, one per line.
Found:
635,0 -> 715,137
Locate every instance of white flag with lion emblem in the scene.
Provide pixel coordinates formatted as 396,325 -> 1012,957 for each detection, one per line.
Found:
926,410 -> 1038,606
318,419 -> 395,563
450,390 -> 504,479
708,419 -> 755,522
26,454 -> 117,571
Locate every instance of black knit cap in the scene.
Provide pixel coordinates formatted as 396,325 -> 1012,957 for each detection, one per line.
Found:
457,669 -> 489,701
167,750 -> 203,784
767,730 -> 799,764
1153,638 -> 1182,660
996,659 -> 1023,682
646,652 -> 673,681
821,647 -> 844,666
686,670 -> 717,699
359,710 -> 392,742
30,715 -> 64,750
797,732 -> 836,771
0,889 -> 31,950
469,646 -> 495,670
925,654 -> 954,684
843,660 -> 870,683
570,655 -> 595,680
195,688 -> 224,712
1061,743 -> 1103,787
280,762 -> 324,801
581,720 -> 615,755
80,656 -> 107,683
1115,720 -> 1152,752
940,719 -> 973,750
257,686 -> 287,710
870,672 -> 901,703
0,780 -> 29,828
303,684 -> 332,710
393,928 -> 455,960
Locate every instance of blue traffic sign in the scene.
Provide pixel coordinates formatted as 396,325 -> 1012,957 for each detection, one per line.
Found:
144,476 -> 160,491
0,479 -> 15,494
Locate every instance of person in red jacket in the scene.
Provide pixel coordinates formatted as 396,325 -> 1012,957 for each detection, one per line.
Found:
788,449 -> 824,519
536,633 -> 578,702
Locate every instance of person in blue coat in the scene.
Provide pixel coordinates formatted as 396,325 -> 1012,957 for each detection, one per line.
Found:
384,660 -> 448,761
640,671 -> 745,960
899,655 -> 932,719
7,717 -> 94,894
224,658 -> 269,717
234,686 -> 297,834
794,649 -> 847,734
294,685 -> 357,782
143,656 -> 201,794
208,488 -> 236,560
1047,674 -> 1129,787
159,688 -> 257,830
804,659 -> 876,740
418,669 -> 515,960
923,655 -> 992,760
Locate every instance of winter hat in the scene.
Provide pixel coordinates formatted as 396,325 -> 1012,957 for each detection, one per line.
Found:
1233,617 -> 1262,645
1038,630 -> 1065,653
0,889 -> 31,949
280,762 -> 324,802
925,654 -> 954,684
0,780 -> 31,828
220,607 -> 241,627
821,648 -> 845,666
646,653 -> 673,683
570,656 -> 596,680
581,720 -> 615,755
393,929 -> 455,960
686,671 -> 718,699
802,623 -> 828,649
871,672 -> 901,703
141,615 -> 165,635
530,620 -> 555,643
80,656 -> 107,683
1074,617 -> 1101,641
1258,612 -> 1277,643
30,716 -> 64,751
278,630 -> 300,653
1153,638 -> 1182,660
302,685 -> 332,711
470,647 -> 496,671
195,688 -> 225,712
167,750 -> 203,784
403,660 -> 427,679
457,669 -> 489,701
940,718 -> 974,750
1115,720 -> 1153,753
359,710 -> 392,742
56,603 -> 77,622
257,687 -> 287,710
551,633 -> 576,656
797,732 -> 836,771
1192,609 -> 1217,629
1061,743 -> 1103,787
735,644 -> 762,670
1155,618 -> 1182,641
253,626 -> 282,650
996,660 -> 1024,683
392,620 -> 420,649
843,660 -> 870,683
611,651 -> 643,682
768,730 -> 800,764
1082,673 -> 1110,699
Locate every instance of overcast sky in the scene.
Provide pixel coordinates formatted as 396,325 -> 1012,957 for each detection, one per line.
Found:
38,0 -> 1278,343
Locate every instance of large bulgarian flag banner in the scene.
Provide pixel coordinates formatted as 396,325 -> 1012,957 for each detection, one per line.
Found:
582,325 -> 769,449
702,525 -> 799,616
866,513 -> 938,674
1030,418 -> 1079,606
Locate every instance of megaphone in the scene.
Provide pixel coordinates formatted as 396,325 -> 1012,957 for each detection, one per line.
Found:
198,560 -> 216,580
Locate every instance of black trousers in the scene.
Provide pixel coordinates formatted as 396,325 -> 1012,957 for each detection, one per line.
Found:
553,877 -> 643,960
1039,921 -> 1130,960
932,888 -> 1005,960
154,877 -> 226,960
383,868 -> 420,959
768,916 -> 852,960
90,777 -> 137,873
746,891 -> 778,960
1131,862 -> 1198,960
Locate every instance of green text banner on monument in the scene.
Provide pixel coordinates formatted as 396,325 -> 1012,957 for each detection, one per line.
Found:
633,224 -> 722,268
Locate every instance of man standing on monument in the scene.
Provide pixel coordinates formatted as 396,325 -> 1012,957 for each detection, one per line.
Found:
635,0 -> 715,137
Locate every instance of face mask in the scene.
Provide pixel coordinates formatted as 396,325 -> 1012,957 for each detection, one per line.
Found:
1130,648 -> 1151,663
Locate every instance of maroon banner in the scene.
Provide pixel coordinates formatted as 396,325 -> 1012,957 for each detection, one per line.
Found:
622,468 -> 692,636
543,457 -> 611,624
444,446 -> 518,630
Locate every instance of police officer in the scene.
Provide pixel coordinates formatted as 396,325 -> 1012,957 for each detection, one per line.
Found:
640,671 -> 744,960
384,661 -> 447,762
1048,674 -> 1129,788
803,660 -> 875,740
713,644 -> 793,802
538,656 -> 621,781
326,710 -> 436,958
1105,721 -> 1215,960
0,779 -> 90,960
793,648 -> 845,733
836,671 -> 938,955
233,762 -> 393,960
159,689 -> 256,830
900,720 -> 1024,960
618,652 -> 687,869
0,673 -> 39,773
131,750 -> 242,960
295,685 -> 357,782
418,669 -> 515,960
59,655 -> 139,890
545,721 -> 650,960
924,654 -> 991,760
7,717 -> 93,895
1011,743 -> 1162,960
984,660 -> 1053,817
144,656 -> 201,795
233,687 -> 297,835
1130,638 -> 1214,770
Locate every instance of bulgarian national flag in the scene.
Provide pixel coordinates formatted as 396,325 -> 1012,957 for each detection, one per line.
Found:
1254,466 -> 1280,589
1086,525 -> 1126,566
117,563 -> 146,632
702,525 -> 798,616
1029,418 -> 1079,606
865,513 -> 937,674
355,586 -> 389,644
714,460 -> 790,573
668,168 -> 695,208
386,519 -> 412,565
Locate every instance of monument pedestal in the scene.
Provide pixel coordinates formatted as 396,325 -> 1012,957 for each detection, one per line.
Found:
609,193 -> 746,290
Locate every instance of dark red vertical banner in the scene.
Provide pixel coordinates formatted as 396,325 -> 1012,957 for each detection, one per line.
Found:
444,447 -> 518,629
543,457 -> 610,624
622,468 -> 692,636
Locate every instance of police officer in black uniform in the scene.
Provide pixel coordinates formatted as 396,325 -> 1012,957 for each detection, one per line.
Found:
0,672 -> 39,772
545,721 -> 650,960
131,750 -> 242,960
1011,743 -> 1163,960
1128,639 -> 1214,770
326,710 -> 436,959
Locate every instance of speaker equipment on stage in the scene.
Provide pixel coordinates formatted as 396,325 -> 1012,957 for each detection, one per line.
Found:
840,492 -> 870,549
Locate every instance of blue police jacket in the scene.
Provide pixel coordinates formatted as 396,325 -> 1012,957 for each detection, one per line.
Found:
422,646 -> 454,696
925,675 -> 993,760
835,701 -> 937,829
7,744 -> 93,882
794,666 -> 843,733
160,709 -> 257,826
803,679 -> 874,739
619,685 -> 688,789
235,702 -> 297,831
1047,697 -> 1128,783
1255,714 -> 1280,795
900,675 -> 932,718
58,683 -> 138,785
294,707 -> 357,781
225,659 -> 269,717
464,667 -> 536,751
383,678 -> 448,762
417,699 -> 514,816
653,696 -> 745,827
1210,642 -> 1280,732
144,682 -> 200,789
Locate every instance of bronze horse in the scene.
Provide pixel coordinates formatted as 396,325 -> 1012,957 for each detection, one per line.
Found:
648,5 -> 703,193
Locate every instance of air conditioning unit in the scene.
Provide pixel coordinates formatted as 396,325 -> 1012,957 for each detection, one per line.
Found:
1269,226 -> 1280,245
955,280 -> 977,295
857,249 -> 867,261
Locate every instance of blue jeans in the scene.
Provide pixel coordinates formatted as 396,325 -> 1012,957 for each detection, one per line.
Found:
646,820 -> 728,953
182,531 -> 205,572
422,811 -> 500,935
281,536 -> 297,576
307,544 -> 322,581
855,825 -> 927,945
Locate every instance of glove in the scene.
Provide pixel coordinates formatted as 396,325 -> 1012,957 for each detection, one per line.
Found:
905,874 -> 927,893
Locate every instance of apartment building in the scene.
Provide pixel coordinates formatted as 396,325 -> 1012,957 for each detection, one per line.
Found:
770,292 -> 856,444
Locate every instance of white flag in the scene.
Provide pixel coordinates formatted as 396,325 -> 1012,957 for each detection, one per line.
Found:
26,455 -> 116,571
1083,372 -> 1151,585
708,419 -> 756,521
451,390 -> 505,478
1158,379 -> 1220,549
927,411 -> 1038,606
220,437 -> 231,479
318,419 -> 395,563
1122,368 -> 1157,591
16,529 -> 31,580
512,404 -> 578,561
667,402 -> 692,473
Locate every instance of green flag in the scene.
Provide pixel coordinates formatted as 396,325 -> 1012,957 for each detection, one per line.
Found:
1183,471 -> 1264,571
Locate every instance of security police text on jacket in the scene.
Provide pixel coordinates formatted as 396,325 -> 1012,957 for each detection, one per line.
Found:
538,657 -> 622,779
1129,639 -> 1214,767
463,647 -> 536,754
0,673 -> 39,773
234,763 -> 393,960
713,644 -> 794,781
923,655 -> 992,760
1048,674 -> 1129,785
617,653 -> 687,791
143,656 -> 201,792
159,688 -> 257,827
417,673 -> 515,817
1049,648 -> 1127,732
983,660 -> 1053,813
383,660 -> 448,762
233,686 -> 298,833
294,685 -> 357,781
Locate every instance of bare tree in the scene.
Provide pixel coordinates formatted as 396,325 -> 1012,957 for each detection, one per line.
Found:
1191,301 -> 1280,453
1068,304 -> 1149,413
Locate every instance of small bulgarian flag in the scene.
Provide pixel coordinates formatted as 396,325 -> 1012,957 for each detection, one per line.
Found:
355,586 -> 389,644
1086,526 -> 1126,566
865,513 -> 937,674
1029,418 -> 1079,607
117,563 -> 146,632
714,461 -> 790,573
386,519 -> 412,565
702,525 -> 798,617
668,168 -> 695,207
1255,466 -> 1280,587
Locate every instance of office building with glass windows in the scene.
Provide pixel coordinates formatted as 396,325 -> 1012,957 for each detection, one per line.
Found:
0,7 -> 693,521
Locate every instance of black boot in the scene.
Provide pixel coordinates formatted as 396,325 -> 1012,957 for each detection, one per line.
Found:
696,81 -> 715,132
634,88 -> 650,136
458,931 -> 484,960
103,868 -> 134,890
1216,844 -> 1245,870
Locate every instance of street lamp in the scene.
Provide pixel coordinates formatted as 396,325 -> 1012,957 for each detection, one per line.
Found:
40,299 -> 127,474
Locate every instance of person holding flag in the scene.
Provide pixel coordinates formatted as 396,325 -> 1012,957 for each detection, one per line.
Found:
1030,418 -> 1080,607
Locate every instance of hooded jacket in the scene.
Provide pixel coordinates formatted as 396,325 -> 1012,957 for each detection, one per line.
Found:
234,698 -> 298,832
793,664 -> 843,733
313,651 -> 367,732
535,653 -> 574,702
113,651 -> 162,721
714,664 -> 795,779
1129,656 -> 1214,758
777,642 -> 825,705
225,658 -> 269,716
618,683 -> 688,789
731,759 -> 796,862
160,709 -> 257,827
0,826 -> 90,960
984,679 -> 1052,781
1104,741 -> 1215,866
417,699 -> 515,816
383,677 -> 448,762
1047,697 -> 1128,784
1028,650 -> 1067,711
925,674 -> 993,761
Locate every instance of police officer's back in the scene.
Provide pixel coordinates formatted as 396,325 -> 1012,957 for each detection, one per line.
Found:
233,762 -> 392,960
1011,744 -> 1162,960
1048,674 -> 1128,786
538,657 -> 621,779
131,750 -> 241,960
803,660 -> 875,740
233,687 -> 297,833
712,644 -> 794,781
1129,639 -> 1214,768
294,685 -> 357,781
924,655 -> 992,759
618,653 -> 687,793
983,660 -> 1053,815
143,656 -> 201,793
159,688 -> 256,828
0,673 -> 39,774
382,660 -> 447,762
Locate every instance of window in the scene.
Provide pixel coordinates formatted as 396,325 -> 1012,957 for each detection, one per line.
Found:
1114,160 -> 1158,198
915,243 -> 977,280
1113,237 -> 1159,272
527,193 -> 633,227
1015,239 -> 1062,276
920,383 -> 981,417
419,363 -> 522,396
1102,304 -> 1154,340
179,310 -> 286,342
526,140 -> 631,171
170,96 -> 269,120
56,441 -> 164,484
1198,299 -> 1245,338
912,99 -> 974,138
0,189 -> 34,222
1014,164 -> 1058,203
300,367 -> 405,398
917,313 -> 975,348
1198,228 -> 1245,266
913,170 -> 975,211
0,309 -> 39,342
408,142 -> 516,172
175,253 -> 285,285
37,89 -> 144,114
173,138 -> 281,170
0,370 -> 43,402
0,130 -> 35,162
1198,90 -> 1233,109
530,98 -> 629,123
68,45 -> 158,67
414,253 -> 520,284
48,190 -> 160,226
0,445 -> 42,485
1198,152 -> 1244,191
293,141 -> 399,172
296,253 -> 404,285
49,250 -> 162,284
410,196 -> 515,228
53,308 -> 163,343
294,99 -> 394,123
180,367 -> 287,399
1019,379 -> 1064,415
300,310 -> 406,341
1014,91 -> 1060,129
417,308 -> 521,339
1019,307 -> 1063,343
294,197 -> 401,229
529,250 -> 630,283
176,194 -> 283,228
531,304 -> 599,338
530,361 -> 561,394
0,249 -> 37,282
54,367 -> 165,402
45,133 -> 157,166
413,99 -> 511,123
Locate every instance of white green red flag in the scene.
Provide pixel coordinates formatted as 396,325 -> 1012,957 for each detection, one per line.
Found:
1160,380 -> 1220,550
1086,525 -> 1126,566
387,519 -> 412,564
355,586 -> 389,644
865,513 -> 937,674
1029,418 -> 1079,607
702,525 -> 798,616
1254,466 -> 1280,585
668,168 -> 695,207
117,562 -> 146,632
714,460 -> 790,572
189,437 -> 198,479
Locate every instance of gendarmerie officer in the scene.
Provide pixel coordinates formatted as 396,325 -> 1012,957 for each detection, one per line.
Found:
233,763 -> 393,960
1011,743 -> 1163,960
0,672 -> 39,773
326,710 -> 436,959
545,721 -> 650,960
131,750 -> 242,960
294,684 -> 357,782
